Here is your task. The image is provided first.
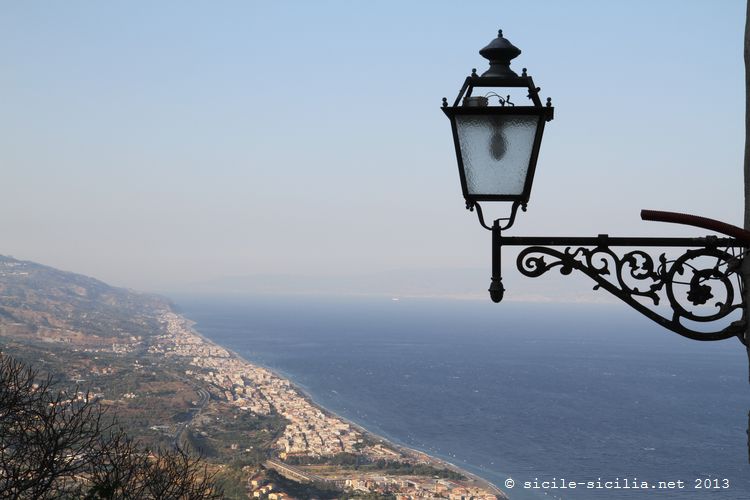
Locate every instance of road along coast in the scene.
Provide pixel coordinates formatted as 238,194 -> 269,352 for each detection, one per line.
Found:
152,310 -> 506,499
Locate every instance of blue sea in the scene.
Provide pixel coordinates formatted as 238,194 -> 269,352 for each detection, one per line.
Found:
173,294 -> 750,500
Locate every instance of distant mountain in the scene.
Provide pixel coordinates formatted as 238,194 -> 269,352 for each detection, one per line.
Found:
184,266 -> 615,304
0,255 -> 171,345
186,267 -> 492,299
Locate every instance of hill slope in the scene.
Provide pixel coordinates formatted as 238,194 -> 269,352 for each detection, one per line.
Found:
0,255 -> 171,345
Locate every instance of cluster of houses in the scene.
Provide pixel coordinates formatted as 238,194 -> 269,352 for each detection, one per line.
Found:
153,313 -> 362,457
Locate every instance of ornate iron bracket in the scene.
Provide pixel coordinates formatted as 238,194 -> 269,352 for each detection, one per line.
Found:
497,234 -> 747,343
483,211 -> 750,343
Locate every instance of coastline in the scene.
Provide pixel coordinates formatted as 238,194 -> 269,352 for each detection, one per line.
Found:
176,311 -> 507,498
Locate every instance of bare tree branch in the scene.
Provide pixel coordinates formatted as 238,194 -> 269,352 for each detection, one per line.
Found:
0,353 -> 223,499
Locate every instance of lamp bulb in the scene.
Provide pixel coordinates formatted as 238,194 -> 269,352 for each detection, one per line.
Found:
490,130 -> 506,160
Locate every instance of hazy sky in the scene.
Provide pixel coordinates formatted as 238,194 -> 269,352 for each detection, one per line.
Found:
0,1 -> 746,298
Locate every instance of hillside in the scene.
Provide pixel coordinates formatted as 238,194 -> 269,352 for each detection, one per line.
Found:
0,255 -> 291,497
0,255 -> 201,446
0,255 -> 171,345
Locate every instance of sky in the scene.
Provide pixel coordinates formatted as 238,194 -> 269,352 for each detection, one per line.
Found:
0,1 -> 746,299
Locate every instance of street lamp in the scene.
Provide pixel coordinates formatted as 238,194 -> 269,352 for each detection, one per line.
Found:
443,30 -> 750,343
441,30 -> 553,209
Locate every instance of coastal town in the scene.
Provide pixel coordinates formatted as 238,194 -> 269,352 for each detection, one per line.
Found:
148,312 -> 503,499
150,312 -> 363,458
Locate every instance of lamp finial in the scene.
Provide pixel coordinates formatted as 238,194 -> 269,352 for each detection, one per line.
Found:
479,30 -> 522,78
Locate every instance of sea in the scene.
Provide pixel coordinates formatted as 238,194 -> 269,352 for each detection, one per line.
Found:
172,294 -> 750,500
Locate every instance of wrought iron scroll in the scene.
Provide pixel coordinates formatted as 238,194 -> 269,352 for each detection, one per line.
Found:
516,245 -> 746,342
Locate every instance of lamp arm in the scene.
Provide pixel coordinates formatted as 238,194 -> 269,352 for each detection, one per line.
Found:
493,234 -> 747,343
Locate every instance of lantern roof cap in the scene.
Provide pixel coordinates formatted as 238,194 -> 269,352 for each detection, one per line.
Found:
479,29 -> 522,78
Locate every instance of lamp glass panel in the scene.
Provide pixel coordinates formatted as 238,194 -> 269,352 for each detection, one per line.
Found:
455,114 -> 539,197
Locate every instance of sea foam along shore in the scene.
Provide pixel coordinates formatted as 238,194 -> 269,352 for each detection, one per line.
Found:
159,309 -> 507,499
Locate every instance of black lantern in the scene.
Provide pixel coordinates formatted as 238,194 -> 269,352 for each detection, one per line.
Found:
441,30 -> 749,344
442,30 -> 553,216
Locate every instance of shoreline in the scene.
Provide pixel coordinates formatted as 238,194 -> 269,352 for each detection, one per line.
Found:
178,311 -> 507,498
